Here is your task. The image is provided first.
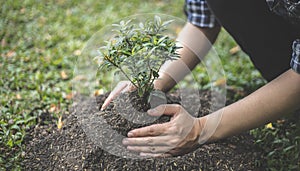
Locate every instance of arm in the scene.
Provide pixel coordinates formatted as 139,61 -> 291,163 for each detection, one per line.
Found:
154,22 -> 220,92
123,69 -> 300,156
206,69 -> 300,142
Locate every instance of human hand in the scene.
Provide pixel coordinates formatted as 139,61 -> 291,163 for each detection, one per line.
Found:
100,81 -> 136,110
122,104 -> 204,157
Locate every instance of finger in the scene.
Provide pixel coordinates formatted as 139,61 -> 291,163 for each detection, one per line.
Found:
140,152 -> 172,158
100,81 -> 128,110
122,136 -> 173,146
127,123 -> 169,137
122,83 -> 136,93
127,146 -> 173,153
147,104 -> 182,116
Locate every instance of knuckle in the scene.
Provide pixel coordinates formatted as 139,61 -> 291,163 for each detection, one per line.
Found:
159,124 -> 168,134
146,138 -> 154,145
169,138 -> 179,147
168,125 -> 178,134
129,83 -> 135,89
155,105 -> 164,112
149,147 -> 156,153
172,104 -> 182,111
148,126 -> 155,135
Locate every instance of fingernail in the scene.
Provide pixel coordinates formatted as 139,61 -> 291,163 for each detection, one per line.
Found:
122,138 -> 128,145
140,153 -> 146,156
147,108 -> 156,115
128,132 -> 134,137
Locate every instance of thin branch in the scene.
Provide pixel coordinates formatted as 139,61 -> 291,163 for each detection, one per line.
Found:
104,55 -> 138,88
118,66 -> 138,89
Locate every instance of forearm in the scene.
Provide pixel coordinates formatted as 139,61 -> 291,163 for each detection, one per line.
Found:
154,23 -> 220,92
204,69 -> 300,142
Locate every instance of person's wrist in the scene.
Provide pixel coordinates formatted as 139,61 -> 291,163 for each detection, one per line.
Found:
200,113 -> 225,144
196,116 -> 221,144
190,117 -> 204,145
153,79 -> 164,92
196,117 -> 206,142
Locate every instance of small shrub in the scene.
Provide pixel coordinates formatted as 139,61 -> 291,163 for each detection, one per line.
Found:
96,15 -> 180,102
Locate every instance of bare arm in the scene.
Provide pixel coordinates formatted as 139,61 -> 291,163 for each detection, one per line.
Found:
154,22 -> 220,92
205,69 -> 300,142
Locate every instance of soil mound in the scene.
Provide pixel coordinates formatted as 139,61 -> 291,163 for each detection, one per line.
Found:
23,91 -> 264,170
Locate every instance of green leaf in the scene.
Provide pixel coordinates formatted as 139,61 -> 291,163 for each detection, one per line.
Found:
157,36 -> 167,44
10,125 -> 20,131
283,145 -> 295,152
15,120 -> 24,125
139,22 -> 144,29
125,19 -> 132,26
152,70 -> 159,78
162,20 -> 174,27
7,139 -> 13,148
138,89 -> 143,97
121,50 -> 131,56
0,121 -> 7,126
142,43 -> 153,47
154,15 -> 161,26
112,23 -> 120,27
114,70 -> 121,76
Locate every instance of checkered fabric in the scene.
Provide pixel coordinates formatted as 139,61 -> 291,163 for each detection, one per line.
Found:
184,0 -> 300,74
184,0 -> 219,28
291,39 -> 300,74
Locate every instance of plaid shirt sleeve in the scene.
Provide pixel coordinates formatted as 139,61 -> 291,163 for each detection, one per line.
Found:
291,39 -> 300,74
184,0 -> 220,28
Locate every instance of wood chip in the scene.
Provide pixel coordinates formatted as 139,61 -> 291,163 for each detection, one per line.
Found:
60,70 -> 68,80
16,94 -> 22,100
73,50 -> 81,56
229,46 -> 240,55
6,50 -> 16,58
94,89 -> 104,96
57,116 -> 63,130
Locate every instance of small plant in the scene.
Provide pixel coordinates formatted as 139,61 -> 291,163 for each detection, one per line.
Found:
96,15 -> 180,103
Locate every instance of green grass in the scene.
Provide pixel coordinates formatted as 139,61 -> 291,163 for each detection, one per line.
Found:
0,0 -> 299,170
0,0 -> 185,169
251,116 -> 300,170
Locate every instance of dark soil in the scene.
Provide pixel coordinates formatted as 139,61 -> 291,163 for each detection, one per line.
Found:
23,90 -> 265,170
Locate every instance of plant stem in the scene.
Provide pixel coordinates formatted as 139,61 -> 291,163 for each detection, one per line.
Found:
146,60 -> 153,92
104,55 -> 138,88
118,67 -> 139,88
125,38 -> 132,46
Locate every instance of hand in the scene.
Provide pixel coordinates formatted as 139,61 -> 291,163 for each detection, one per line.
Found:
122,104 -> 204,157
101,81 -> 136,110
